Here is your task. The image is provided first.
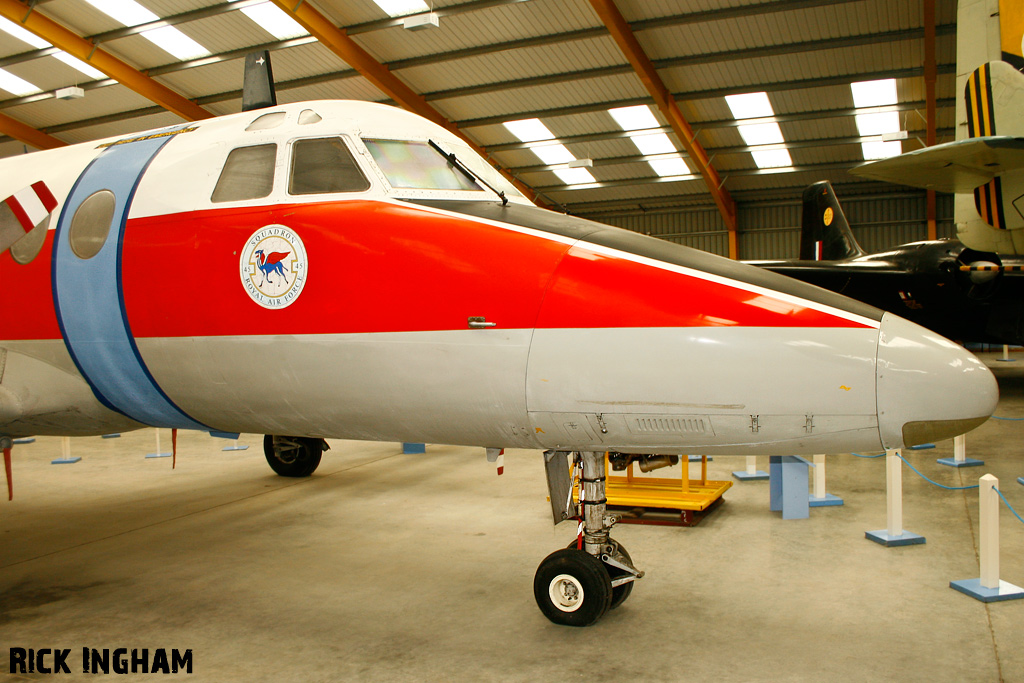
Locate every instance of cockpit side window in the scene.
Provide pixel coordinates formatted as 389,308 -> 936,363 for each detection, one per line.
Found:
211,144 -> 277,203
289,137 -> 370,195
363,139 -> 481,191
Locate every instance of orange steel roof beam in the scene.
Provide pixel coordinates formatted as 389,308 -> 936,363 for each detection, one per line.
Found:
0,110 -> 65,150
267,0 -> 538,203
588,0 -> 739,257
0,0 -> 212,122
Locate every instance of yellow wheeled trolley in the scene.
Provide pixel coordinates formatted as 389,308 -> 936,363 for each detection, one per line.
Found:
600,454 -> 732,526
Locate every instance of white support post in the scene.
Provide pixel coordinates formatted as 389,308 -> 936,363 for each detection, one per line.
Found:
146,428 -> 171,458
979,474 -> 999,589
1004,344 -> 1011,361
746,456 -> 757,476
866,449 -> 924,546
951,474 -> 1024,601
51,435 -> 81,464
731,455 -> 768,481
886,450 -> 902,537
813,454 -> 825,499
938,432 -> 983,468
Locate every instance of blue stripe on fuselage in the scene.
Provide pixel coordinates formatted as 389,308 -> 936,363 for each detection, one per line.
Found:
52,130 -> 209,430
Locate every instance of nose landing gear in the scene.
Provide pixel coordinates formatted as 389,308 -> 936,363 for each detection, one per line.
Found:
535,451 -> 643,626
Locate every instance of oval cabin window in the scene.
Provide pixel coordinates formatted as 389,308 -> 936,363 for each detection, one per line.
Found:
69,190 -> 116,260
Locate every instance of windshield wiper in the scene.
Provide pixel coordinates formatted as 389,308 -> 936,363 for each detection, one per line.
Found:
428,139 -> 508,206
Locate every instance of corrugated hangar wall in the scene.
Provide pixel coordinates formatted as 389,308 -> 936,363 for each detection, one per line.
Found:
594,192 -> 955,260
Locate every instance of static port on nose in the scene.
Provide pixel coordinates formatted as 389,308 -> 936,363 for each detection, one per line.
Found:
875,313 -> 998,449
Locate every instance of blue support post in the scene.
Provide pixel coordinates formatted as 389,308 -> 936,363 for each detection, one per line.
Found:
769,456 -> 811,520
210,431 -> 248,451
101,433 -> 121,439
13,438 -> 34,445
402,443 -> 426,454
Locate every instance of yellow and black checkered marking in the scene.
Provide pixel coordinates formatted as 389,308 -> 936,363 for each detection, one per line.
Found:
966,64 -> 1007,230
959,265 -> 1024,272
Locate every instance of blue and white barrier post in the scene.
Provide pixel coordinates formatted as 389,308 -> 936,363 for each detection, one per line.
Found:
809,453 -> 843,506
951,474 -> 1024,602
51,436 -> 81,464
732,455 -> 768,481
937,433 -> 983,468
146,429 -> 171,459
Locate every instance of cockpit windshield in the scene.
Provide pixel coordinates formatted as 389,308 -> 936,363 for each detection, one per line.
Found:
363,138 -> 526,200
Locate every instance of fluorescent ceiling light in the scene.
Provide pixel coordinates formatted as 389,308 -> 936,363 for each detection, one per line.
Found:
649,156 -> 691,177
0,67 -> 40,96
503,118 -> 555,143
0,17 -> 105,79
751,148 -> 793,169
83,0 -> 210,60
372,0 -> 430,17
737,122 -> 784,146
725,92 -> 774,120
855,111 -> 901,136
861,140 -> 903,160
554,167 -> 596,185
241,2 -> 307,40
851,79 -> 898,107
608,104 -> 659,131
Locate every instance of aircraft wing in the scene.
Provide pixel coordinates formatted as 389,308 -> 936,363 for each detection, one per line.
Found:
851,136 -> 1024,192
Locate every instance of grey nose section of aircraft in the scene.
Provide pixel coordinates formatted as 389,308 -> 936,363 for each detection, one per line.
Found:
875,312 -> 999,449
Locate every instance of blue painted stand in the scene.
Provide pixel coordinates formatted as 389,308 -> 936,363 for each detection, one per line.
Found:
145,452 -> 171,459
937,457 -> 985,468
865,529 -> 926,547
402,442 -> 426,454
909,443 -> 935,450
950,579 -> 1024,602
809,493 -> 844,507
733,470 -> 769,481
13,438 -> 34,444
687,455 -> 712,462
769,456 -> 811,519
101,433 -> 121,439
51,457 -> 81,464
210,431 -> 249,451
1018,477 -> 1024,486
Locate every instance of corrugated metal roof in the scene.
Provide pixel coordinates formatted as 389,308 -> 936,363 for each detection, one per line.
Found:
0,0 -> 963,221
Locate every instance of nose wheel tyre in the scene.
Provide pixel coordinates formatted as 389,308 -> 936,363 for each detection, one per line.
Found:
534,548 -> 613,627
263,435 -> 325,477
565,540 -> 635,610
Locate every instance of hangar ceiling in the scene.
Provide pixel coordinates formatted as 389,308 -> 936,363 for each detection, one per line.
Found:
0,0 -> 953,242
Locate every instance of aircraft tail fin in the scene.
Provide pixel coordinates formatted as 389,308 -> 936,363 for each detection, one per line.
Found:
242,50 -> 277,112
799,181 -> 864,261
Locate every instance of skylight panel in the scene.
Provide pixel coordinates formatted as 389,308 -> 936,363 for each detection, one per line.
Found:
372,0 -> 430,17
630,132 -> 676,156
725,92 -> 774,120
851,79 -> 902,159
0,17 -> 105,80
0,67 -> 40,96
751,149 -> 793,169
851,79 -> 898,108
530,144 -> 575,165
554,167 -> 596,185
649,156 -> 691,177
83,0 -> 210,60
608,105 -> 659,131
503,118 -> 555,143
726,92 -> 793,170
736,122 -> 784,146
241,2 -> 308,40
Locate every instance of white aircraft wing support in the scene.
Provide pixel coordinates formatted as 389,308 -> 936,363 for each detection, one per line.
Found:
851,136 -> 1024,192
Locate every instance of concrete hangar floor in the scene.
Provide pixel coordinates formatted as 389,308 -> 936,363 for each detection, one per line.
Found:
2,354 -> 1023,682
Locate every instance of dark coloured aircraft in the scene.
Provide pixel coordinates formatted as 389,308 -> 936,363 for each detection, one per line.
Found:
748,181 -> 1024,345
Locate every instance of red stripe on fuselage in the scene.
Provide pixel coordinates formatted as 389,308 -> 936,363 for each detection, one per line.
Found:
4,200 -> 871,343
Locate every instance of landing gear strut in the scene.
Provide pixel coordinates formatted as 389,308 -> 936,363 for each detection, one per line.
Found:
263,435 -> 328,477
535,451 -> 642,626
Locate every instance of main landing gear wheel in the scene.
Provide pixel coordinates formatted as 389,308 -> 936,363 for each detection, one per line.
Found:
263,435 -> 326,477
534,548 -> 613,627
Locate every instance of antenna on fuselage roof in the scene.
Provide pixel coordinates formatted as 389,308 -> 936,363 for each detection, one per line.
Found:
242,50 -> 277,112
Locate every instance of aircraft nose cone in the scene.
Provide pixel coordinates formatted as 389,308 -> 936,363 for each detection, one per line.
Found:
876,313 -> 998,449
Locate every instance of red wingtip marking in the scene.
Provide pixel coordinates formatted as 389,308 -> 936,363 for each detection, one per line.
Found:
31,181 -> 58,213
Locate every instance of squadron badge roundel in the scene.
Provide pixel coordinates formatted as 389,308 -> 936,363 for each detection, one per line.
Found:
239,225 -> 307,309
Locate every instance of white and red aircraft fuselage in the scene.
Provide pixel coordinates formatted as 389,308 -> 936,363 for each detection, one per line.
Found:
0,100 -> 999,626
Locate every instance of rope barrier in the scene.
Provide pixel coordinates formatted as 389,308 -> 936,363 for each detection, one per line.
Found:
994,487 -> 1024,526
851,452 -> 886,458
991,416 -> 1024,421
897,453 -> 979,490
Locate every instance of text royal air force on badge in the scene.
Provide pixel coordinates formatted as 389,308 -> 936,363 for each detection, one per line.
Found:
239,225 -> 307,309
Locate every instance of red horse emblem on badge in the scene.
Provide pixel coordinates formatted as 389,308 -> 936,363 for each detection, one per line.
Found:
253,249 -> 290,286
